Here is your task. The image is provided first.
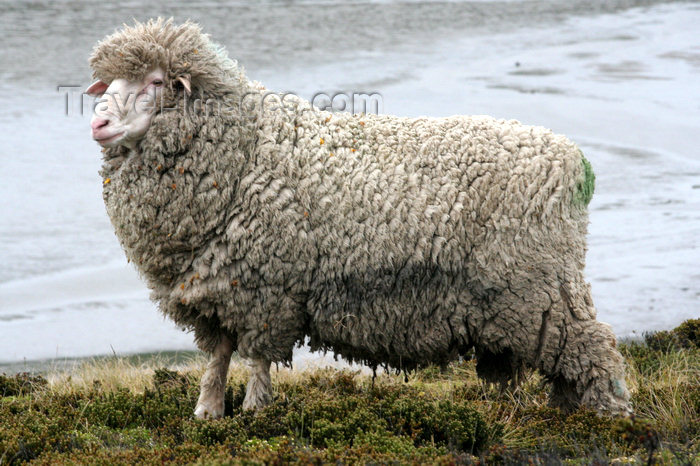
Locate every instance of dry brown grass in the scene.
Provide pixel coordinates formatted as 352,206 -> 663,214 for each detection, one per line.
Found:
624,346 -> 699,443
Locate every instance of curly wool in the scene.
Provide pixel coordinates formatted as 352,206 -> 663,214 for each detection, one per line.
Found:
93,19 -> 630,413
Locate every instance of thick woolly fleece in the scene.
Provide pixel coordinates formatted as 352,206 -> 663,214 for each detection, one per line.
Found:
92,19 -> 631,414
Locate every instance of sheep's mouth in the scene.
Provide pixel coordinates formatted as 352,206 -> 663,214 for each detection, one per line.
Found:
95,131 -> 126,146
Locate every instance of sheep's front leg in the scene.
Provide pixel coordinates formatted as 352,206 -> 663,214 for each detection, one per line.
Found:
194,336 -> 234,419
242,359 -> 272,411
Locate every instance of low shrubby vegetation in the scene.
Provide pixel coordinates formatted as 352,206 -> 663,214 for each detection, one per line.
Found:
1,319 -> 698,464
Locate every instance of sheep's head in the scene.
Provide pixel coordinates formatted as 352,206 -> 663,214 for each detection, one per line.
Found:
87,18 -> 240,149
87,68 -> 190,148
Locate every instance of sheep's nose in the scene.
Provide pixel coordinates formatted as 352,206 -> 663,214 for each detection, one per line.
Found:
91,118 -> 109,130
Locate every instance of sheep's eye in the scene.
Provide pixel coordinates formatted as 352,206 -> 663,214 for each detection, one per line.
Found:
153,79 -> 164,86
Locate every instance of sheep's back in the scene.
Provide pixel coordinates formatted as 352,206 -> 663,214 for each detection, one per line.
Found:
284,113 -> 589,282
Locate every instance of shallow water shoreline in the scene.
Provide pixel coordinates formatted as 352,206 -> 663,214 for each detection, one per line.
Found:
1,0 -> 698,365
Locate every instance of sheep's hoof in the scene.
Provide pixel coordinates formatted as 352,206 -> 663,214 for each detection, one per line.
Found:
194,402 -> 223,420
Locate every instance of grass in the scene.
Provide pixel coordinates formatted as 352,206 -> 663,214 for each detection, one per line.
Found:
0,319 -> 697,465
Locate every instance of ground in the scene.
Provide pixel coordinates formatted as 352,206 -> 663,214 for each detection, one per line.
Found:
0,320 -> 698,465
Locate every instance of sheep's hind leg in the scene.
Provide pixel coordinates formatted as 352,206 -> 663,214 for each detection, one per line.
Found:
194,335 -> 234,419
550,318 -> 631,415
242,359 -> 272,411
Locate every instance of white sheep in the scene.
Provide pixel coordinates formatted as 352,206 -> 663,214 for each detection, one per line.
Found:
87,19 -> 631,419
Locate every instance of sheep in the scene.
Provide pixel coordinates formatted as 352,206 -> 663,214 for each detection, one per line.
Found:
87,18 -> 632,419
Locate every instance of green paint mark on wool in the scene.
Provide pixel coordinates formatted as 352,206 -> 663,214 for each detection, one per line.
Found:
574,152 -> 595,206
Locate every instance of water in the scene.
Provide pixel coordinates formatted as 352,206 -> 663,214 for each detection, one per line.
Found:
0,0 -> 698,364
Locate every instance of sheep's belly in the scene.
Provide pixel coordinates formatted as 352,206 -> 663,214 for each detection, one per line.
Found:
308,266 -> 473,367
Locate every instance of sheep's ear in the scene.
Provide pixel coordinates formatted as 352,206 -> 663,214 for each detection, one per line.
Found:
176,76 -> 191,94
86,80 -> 108,97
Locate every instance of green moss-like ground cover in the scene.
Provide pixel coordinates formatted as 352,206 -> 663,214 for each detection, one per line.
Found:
1,319 -> 698,465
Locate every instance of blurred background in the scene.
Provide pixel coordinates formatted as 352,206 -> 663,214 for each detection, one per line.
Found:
0,0 -> 698,367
